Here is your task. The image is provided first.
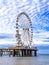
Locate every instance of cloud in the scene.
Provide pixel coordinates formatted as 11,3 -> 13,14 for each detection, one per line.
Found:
33,30 -> 49,45
0,0 -> 49,45
0,33 -> 15,39
0,33 -> 16,44
0,39 -> 16,45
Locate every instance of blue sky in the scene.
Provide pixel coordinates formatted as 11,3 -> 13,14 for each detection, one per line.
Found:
0,0 -> 49,45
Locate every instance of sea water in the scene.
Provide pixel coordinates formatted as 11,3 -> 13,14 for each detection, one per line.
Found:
0,54 -> 49,65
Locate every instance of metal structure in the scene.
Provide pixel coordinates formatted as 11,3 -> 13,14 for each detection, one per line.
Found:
16,12 -> 33,47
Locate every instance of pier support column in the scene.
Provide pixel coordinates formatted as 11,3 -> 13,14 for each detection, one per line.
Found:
13,50 -> 16,56
21,50 -> 33,56
0,50 -> 3,56
34,50 -> 37,56
22,50 -> 24,56
26,50 -> 28,56
21,50 -> 28,56
29,50 -> 32,56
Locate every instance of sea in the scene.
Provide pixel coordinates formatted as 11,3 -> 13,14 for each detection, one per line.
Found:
0,54 -> 49,65
0,44 -> 49,65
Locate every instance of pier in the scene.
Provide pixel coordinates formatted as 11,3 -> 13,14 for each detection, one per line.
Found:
0,46 -> 37,57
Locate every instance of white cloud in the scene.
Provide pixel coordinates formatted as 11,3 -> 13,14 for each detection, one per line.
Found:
0,6 -> 7,16
0,40 -> 16,44
0,0 -> 49,45
23,0 -> 27,2
42,0 -> 46,2
33,30 -> 49,45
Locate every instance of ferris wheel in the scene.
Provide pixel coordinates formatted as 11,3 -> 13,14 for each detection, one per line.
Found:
16,12 -> 33,47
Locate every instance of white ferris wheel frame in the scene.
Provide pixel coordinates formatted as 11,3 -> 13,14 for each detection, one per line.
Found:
16,12 -> 33,46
